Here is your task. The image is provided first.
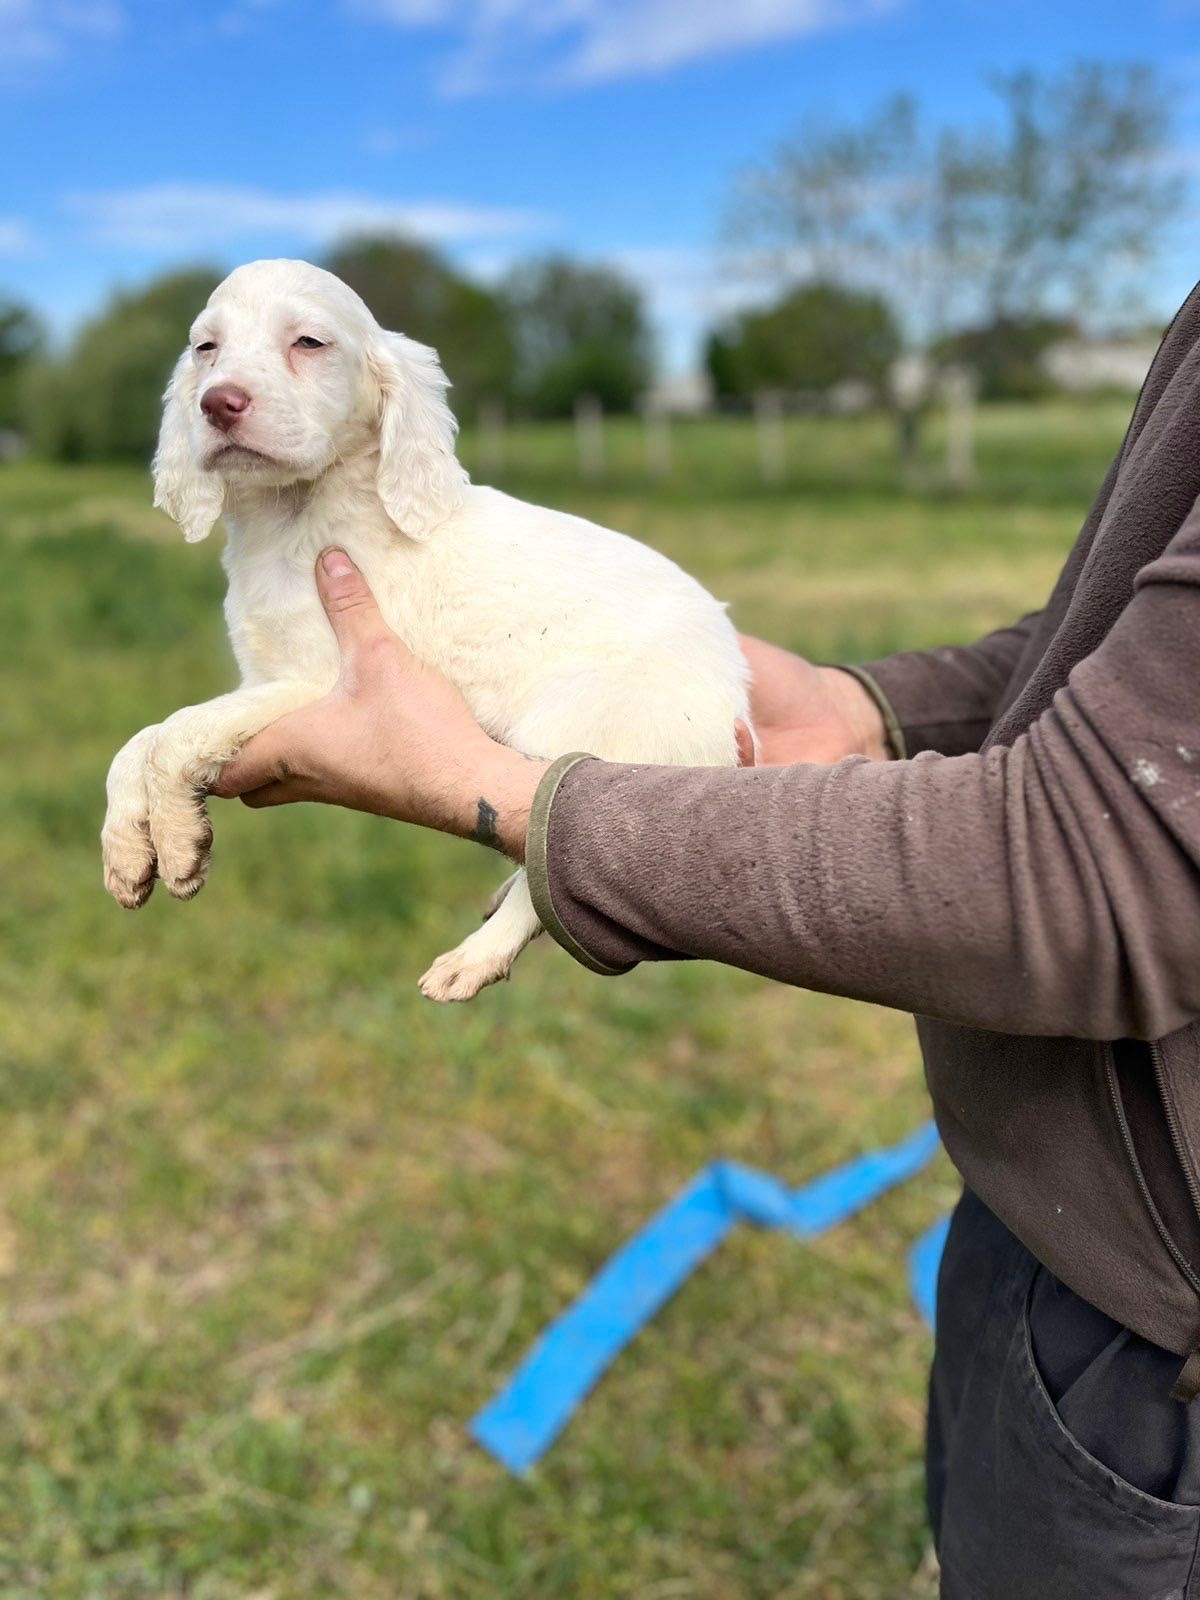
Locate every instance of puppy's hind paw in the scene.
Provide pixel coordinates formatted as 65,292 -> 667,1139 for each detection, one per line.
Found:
418,948 -> 510,1004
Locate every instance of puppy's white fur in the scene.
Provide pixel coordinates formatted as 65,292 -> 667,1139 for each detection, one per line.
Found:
102,259 -> 751,1001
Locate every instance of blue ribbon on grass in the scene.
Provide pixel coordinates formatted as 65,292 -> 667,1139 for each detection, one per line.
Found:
908,1214 -> 951,1329
471,1122 -> 942,1474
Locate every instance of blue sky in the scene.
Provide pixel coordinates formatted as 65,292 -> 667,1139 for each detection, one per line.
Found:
3,0 -> 1200,374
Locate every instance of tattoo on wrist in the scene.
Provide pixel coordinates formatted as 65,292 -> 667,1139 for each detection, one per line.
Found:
472,796 -> 502,852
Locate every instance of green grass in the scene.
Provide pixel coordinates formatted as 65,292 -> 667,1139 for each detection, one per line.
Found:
0,399 -> 1128,1598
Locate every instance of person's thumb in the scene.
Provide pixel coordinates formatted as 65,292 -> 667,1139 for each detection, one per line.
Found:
316,548 -> 392,655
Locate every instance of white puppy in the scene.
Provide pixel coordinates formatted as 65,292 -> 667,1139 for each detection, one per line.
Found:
102,259 -> 751,1001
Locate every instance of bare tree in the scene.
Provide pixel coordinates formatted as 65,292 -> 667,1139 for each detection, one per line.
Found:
971,65 -> 1182,323
733,95 -> 922,289
731,62 -> 1184,357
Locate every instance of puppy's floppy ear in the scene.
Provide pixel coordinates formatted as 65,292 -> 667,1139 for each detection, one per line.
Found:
369,330 -> 466,541
152,350 -> 224,544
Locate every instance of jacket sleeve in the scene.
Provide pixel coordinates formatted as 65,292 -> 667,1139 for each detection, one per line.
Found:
849,444 -> 1131,758
850,612 -> 1041,758
526,500 -> 1200,1043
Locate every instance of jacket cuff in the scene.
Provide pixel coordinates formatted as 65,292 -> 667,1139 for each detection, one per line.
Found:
831,665 -> 908,760
525,752 -> 627,976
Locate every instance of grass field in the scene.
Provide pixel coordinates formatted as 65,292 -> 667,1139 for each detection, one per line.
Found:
0,399 -> 1130,1598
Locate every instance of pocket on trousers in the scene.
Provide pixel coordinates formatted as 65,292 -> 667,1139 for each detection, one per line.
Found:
937,1270 -> 1200,1600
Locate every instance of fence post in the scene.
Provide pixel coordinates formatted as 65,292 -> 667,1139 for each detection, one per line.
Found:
942,364 -> 977,491
888,353 -> 932,476
574,394 -> 605,480
753,390 -> 785,485
478,399 -> 506,479
641,398 -> 672,480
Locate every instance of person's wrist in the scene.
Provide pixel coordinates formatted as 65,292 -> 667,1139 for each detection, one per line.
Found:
448,742 -> 548,861
817,667 -> 891,762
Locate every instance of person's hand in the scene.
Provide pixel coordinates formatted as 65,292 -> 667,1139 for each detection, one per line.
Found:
739,635 -> 891,766
212,549 -> 548,860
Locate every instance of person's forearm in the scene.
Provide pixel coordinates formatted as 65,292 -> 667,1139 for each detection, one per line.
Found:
529,741 -> 1194,1040
527,503 -> 1200,1040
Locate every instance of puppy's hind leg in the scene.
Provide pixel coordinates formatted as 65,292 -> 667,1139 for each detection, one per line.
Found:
419,871 -> 542,1003
483,868 -> 521,921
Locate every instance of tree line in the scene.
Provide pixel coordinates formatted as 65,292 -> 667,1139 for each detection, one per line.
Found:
3,245 -> 657,462
0,59 -> 1182,462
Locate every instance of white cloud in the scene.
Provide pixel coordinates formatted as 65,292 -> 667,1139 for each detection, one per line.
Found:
63,183 -> 551,251
602,243 -> 791,370
363,0 -> 451,18
0,0 -> 123,65
215,0 -> 283,37
351,0 -> 897,95
559,0 -> 897,86
361,125 -> 431,156
0,217 -> 37,257
604,244 -> 752,307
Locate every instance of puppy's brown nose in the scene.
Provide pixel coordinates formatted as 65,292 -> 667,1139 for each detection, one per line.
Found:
200,383 -> 251,433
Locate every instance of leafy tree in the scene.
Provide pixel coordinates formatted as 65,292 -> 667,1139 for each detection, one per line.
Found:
0,299 -> 44,433
933,314 -> 1079,401
30,267 -> 222,461
325,235 -> 514,419
502,257 -> 652,417
706,281 -> 900,400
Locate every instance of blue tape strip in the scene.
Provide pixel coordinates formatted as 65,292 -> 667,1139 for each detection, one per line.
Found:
471,1123 -> 940,1474
909,1214 -> 951,1330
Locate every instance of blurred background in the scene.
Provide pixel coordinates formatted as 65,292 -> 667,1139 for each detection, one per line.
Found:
2,4 -> 1198,1596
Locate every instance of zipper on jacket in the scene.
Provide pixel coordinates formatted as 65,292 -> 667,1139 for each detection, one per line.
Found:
1150,1041 -> 1200,1230
1107,1044 -> 1200,1399
1105,1045 -> 1200,1296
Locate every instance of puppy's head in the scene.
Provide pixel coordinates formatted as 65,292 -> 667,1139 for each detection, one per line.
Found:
153,258 -> 466,543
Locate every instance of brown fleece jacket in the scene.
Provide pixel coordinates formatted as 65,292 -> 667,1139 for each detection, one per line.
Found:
525,282 -> 1200,1373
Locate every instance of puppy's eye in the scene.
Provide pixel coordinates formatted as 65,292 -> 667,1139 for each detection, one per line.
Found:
294,336 -> 326,350
194,341 -> 217,353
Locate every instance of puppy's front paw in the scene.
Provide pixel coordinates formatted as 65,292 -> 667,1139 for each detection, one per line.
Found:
418,946 -> 510,1004
101,813 -> 157,909
147,782 -> 214,901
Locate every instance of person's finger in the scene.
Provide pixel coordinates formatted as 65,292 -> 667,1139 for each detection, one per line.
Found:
735,719 -> 757,769
210,724 -> 294,798
237,779 -> 311,809
316,548 -> 395,655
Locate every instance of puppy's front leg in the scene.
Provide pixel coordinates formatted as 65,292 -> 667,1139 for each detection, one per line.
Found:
107,682 -> 324,905
103,723 -> 163,907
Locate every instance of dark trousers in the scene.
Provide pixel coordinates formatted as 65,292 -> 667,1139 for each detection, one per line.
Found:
928,1188 -> 1200,1598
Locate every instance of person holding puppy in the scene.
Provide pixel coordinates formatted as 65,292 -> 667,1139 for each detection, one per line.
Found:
217,285 -> 1200,1598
